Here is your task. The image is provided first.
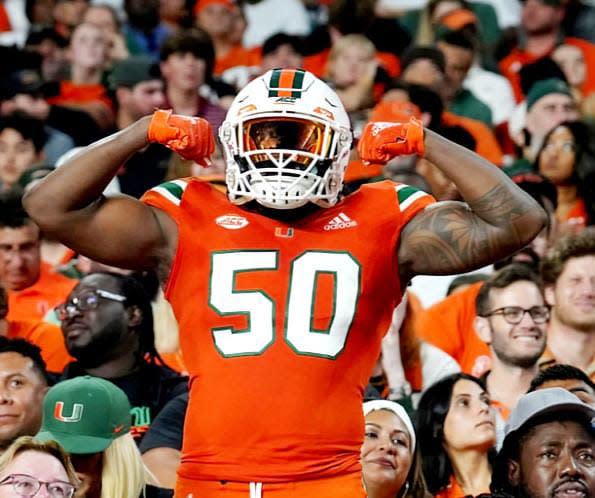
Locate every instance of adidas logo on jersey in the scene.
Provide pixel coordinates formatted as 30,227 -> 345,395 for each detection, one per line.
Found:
323,213 -> 357,231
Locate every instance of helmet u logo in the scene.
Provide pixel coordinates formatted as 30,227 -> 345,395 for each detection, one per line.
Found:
54,401 -> 84,422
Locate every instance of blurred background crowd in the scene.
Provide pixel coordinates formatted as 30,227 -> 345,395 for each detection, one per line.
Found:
0,0 -> 594,496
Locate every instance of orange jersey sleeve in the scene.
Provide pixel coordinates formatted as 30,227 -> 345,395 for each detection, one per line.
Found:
141,179 -> 434,482
159,351 -> 187,374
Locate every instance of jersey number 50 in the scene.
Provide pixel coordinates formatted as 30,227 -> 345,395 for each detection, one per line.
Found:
209,250 -> 361,359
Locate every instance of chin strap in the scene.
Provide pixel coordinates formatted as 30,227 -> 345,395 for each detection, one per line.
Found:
249,482 -> 263,498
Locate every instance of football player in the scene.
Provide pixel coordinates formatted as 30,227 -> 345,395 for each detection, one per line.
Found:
22,69 -> 546,498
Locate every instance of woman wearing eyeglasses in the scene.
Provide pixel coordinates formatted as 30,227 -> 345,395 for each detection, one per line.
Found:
0,436 -> 79,498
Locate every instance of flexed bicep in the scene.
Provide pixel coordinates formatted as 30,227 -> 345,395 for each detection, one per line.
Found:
45,195 -> 177,271
398,181 -> 538,279
22,115 -> 186,273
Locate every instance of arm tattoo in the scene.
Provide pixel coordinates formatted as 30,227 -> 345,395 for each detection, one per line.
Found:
400,183 -> 538,277
469,181 -> 535,228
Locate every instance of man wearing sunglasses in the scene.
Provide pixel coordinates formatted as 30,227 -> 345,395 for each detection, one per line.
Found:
474,263 -> 549,447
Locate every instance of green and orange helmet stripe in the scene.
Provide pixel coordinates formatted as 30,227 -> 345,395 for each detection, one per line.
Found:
268,68 -> 306,98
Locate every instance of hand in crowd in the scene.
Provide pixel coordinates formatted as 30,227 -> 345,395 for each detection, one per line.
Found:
0,94 -> 50,120
106,32 -> 130,62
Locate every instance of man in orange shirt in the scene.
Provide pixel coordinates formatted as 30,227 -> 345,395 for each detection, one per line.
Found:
0,283 -> 72,373
0,194 -> 76,323
23,68 -> 546,497
194,0 -> 259,77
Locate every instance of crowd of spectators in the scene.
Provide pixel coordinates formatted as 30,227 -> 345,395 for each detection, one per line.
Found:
0,0 -> 593,496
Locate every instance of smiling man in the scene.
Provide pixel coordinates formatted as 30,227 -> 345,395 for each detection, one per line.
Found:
0,336 -> 49,451
474,263 -> 549,444
491,387 -> 595,498
539,228 -> 595,380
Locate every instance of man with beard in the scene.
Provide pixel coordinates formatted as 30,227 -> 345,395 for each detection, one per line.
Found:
490,387 -> 595,498
56,272 -> 187,444
475,263 -> 549,446
539,228 -> 595,380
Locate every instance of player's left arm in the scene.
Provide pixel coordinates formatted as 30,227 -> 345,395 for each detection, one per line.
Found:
397,128 -> 547,280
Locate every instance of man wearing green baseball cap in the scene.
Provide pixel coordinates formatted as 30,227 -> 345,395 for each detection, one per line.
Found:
37,376 -> 172,498
108,56 -> 165,131
107,56 -> 170,198
524,78 -> 578,155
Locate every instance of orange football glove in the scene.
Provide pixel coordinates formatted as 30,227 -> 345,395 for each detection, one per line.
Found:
357,117 -> 425,164
147,109 -> 215,166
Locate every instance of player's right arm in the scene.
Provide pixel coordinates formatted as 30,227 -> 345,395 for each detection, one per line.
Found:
23,111 -> 214,271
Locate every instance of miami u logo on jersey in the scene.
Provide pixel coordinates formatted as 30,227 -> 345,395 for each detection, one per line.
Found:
54,401 -> 84,422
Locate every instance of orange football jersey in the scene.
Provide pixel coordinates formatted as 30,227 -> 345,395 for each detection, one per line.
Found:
141,179 -> 434,482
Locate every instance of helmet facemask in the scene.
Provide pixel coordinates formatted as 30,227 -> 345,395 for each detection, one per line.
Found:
222,113 -> 351,209
220,70 -> 353,210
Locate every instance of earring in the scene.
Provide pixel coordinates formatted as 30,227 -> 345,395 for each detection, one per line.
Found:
399,481 -> 410,497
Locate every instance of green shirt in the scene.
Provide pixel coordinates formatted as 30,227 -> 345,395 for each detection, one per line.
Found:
449,88 -> 493,126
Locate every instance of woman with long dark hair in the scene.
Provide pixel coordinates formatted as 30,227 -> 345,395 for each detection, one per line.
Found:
535,120 -> 595,233
416,373 -> 496,498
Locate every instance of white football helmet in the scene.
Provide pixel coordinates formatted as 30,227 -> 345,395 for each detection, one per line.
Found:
219,69 -> 353,210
